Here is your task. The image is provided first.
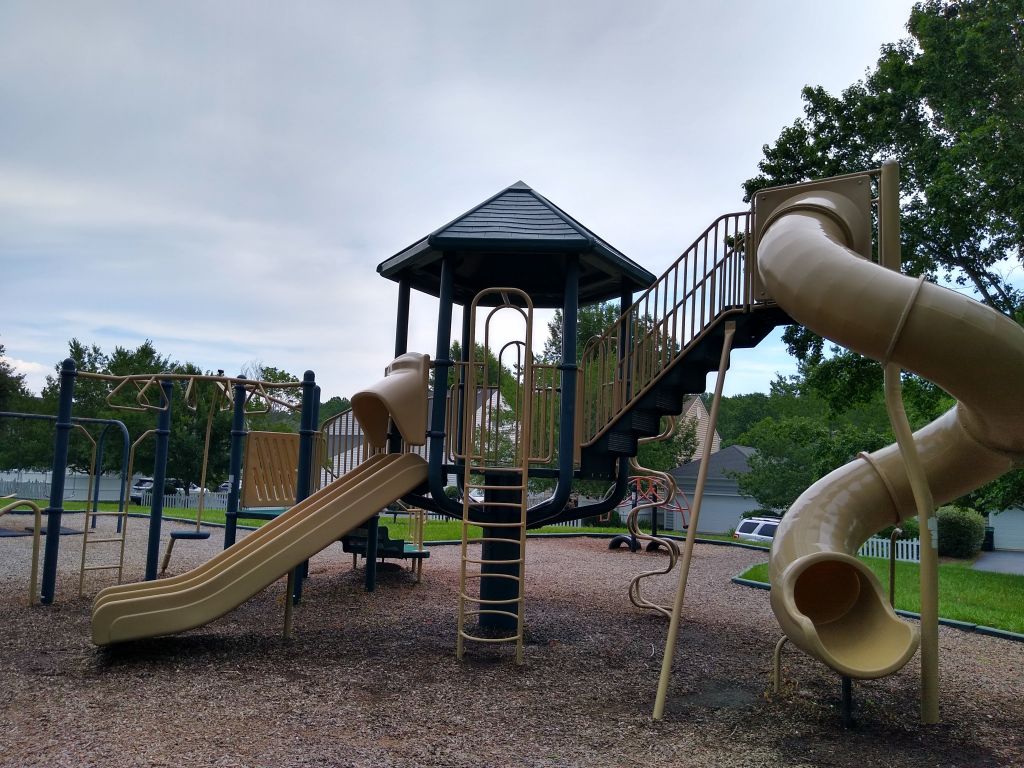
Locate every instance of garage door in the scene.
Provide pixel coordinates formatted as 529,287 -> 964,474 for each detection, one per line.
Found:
991,508 -> 1024,551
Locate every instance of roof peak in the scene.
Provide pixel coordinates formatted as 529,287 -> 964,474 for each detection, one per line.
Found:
508,180 -> 532,190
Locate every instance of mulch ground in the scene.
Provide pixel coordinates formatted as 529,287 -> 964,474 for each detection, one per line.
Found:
1,515 -> 1022,767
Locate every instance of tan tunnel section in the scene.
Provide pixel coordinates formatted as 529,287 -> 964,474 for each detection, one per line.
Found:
350,353 -> 430,449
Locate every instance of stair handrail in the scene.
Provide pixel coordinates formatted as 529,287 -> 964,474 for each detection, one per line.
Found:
579,211 -> 754,446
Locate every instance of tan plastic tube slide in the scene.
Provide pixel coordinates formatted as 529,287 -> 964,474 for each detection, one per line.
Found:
92,453 -> 428,645
758,191 -> 1024,679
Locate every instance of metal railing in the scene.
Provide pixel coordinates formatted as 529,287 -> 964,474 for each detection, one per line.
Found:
579,212 -> 753,446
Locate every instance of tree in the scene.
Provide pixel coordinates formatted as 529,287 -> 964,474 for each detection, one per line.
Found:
734,416 -> 890,514
241,362 -> 302,433
744,0 -> 1024,511
746,0 -> 1022,320
542,302 -> 621,363
635,416 -> 699,473
318,395 -> 351,423
0,341 -> 40,472
0,341 -> 30,411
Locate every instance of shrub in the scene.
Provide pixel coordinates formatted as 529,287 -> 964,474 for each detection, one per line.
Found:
936,505 -> 985,559
443,485 -> 460,500
877,516 -> 921,541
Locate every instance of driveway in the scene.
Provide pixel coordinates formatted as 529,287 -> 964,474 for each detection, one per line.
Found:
973,550 -> 1024,575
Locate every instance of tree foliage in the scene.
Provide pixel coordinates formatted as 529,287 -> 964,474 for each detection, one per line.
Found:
635,416 -> 699,473
746,0 -> 1022,321
542,302 -> 621,363
737,0 -> 1024,512
0,341 -> 30,411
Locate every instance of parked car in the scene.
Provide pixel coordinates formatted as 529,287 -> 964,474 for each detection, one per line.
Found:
733,516 -> 781,544
216,481 -> 232,493
129,478 -> 154,505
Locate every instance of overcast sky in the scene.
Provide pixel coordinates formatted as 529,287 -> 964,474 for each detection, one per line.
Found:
1,1 -> 919,400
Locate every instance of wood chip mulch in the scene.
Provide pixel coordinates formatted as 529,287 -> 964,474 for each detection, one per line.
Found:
1,514 -> 1022,767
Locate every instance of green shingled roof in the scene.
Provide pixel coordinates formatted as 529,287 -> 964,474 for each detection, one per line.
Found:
378,181 -> 655,307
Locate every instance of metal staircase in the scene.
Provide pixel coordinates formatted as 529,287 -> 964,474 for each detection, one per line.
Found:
576,211 -> 788,478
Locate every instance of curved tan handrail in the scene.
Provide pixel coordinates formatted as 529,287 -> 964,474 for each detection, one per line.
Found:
1,499 -> 42,605
624,418 -> 682,619
759,189 -> 1024,679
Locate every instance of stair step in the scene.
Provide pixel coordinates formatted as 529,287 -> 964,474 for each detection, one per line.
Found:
626,409 -> 661,437
599,430 -> 638,457
579,450 -> 618,480
635,385 -> 683,416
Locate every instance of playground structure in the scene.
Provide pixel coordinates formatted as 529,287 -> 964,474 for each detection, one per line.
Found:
7,161 -> 1023,725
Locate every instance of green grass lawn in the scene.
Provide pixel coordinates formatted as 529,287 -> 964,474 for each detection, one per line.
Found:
53,500 -> 755,545
738,558 -> 1024,634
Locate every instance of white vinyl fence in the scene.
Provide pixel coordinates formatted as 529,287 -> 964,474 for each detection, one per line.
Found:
142,492 -> 229,511
857,536 -> 921,563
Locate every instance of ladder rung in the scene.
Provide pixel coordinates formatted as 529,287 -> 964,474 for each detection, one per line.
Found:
88,511 -> 128,517
82,564 -> 122,572
459,631 -> 521,645
465,537 -> 524,546
462,520 -> 524,528
84,537 -> 125,544
462,572 -> 520,582
459,593 -> 522,606
462,557 -> 524,567
462,609 -> 520,621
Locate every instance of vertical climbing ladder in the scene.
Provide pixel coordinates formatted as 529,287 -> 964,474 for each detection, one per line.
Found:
78,426 -> 129,595
456,289 -> 534,664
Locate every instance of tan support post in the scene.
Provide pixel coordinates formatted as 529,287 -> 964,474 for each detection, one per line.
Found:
653,320 -> 736,720
879,160 -> 901,272
884,363 -> 939,723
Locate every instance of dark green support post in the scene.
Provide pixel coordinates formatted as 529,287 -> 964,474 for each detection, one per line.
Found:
291,371 -> 317,603
841,676 -> 854,728
364,515 -> 380,592
479,472 -> 522,631
40,358 -> 76,604
144,379 -> 174,581
223,378 -> 247,548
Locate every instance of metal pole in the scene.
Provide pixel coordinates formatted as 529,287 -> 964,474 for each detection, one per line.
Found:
879,160 -> 901,272
364,515 -> 379,592
889,526 -> 902,607
841,676 -> 854,728
885,363 -> 939,724
144,379 -> 174,581
90,429 -> 106,529
879,160 -> 938,724
291,370 -> 317,603
653,321 -> 736,719
113,421 -> 130,533
223,378 -> 247,548
395,278 -> 411,357
426,255 -> 461,515
40,358 -> 76,604
556,255 -> 580,492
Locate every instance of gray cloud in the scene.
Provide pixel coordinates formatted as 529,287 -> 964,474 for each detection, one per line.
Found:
1,0 -> 915,396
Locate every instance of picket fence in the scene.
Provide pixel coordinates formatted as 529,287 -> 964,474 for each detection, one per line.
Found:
857,536 -> 921,563
143,491 -> 230,511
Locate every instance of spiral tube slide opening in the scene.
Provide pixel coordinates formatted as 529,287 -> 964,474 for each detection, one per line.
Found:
757,188 -> 1024,679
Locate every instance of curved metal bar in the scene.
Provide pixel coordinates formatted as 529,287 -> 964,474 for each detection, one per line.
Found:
0,499 -> 42,605
624,418 -> 682,619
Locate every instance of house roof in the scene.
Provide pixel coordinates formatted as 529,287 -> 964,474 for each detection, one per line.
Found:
377,181 -> 655,307
670,445 -> 755,485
